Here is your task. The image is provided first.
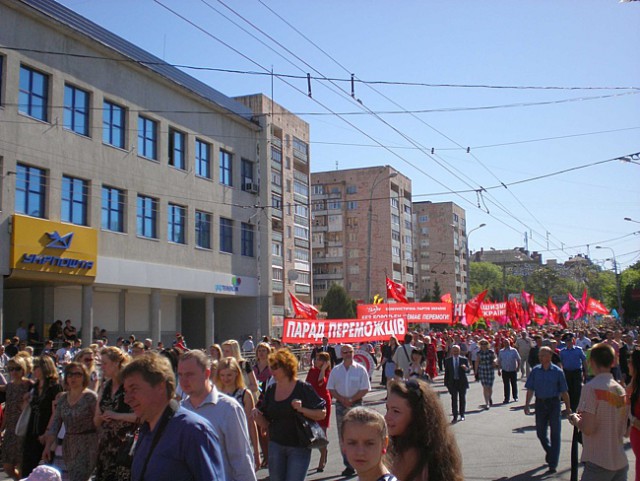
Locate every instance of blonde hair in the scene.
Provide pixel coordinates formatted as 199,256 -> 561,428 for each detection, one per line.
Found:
221,340 -> 244,361
215,357 -> 246,391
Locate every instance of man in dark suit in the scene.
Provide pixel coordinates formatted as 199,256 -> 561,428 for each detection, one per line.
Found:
311,336 -> 338,367
444,344 -> 470,423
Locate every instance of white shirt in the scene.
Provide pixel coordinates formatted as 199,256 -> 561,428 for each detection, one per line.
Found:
241,339 -> 255,352
576,336 -> 592,350
327,360 -> 371,398
56,348 -> 71,365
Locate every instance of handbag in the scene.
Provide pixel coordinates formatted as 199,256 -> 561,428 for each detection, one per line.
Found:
15,404 -> 31,437
294,413 -> 328,449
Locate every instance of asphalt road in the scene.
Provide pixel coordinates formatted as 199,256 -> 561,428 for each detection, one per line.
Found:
255,368 -> 637,481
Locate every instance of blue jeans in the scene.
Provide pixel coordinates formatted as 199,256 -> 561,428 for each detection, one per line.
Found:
535,398 -> 561,469
268,441 -> 312,481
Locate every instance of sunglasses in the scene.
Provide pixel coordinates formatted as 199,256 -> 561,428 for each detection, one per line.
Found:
8,367 -> 22,372
269,363 -> 281,370
66,372 -> 84,378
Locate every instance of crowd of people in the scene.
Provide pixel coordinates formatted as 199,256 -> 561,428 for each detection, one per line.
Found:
0,318 -> 637,481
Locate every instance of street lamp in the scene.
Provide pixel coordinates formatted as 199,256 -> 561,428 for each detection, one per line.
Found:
465,223 -> 486,302
596,245 -> 623,322
366,169 -> 398,303
624,217 -> 640,224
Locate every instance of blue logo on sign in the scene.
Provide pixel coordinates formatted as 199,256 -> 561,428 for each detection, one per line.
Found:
46,231 -> 74,249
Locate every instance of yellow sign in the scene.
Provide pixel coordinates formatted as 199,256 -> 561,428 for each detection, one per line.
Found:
10,215 -> 98,280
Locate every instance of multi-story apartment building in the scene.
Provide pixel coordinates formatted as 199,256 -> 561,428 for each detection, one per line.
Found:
234,95 -> 312,336
413,201 -> 468,303
0,0 -> 310,346
310,166 -> 414,305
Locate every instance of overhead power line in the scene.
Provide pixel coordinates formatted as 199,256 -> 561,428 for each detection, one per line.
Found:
4,46 -> 639,91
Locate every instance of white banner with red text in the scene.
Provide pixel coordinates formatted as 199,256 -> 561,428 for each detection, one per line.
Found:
282,318 -> 407,344
356,303 -> 453,324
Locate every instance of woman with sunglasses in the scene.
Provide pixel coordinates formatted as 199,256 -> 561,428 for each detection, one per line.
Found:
2,356 -> 32,480
74,348 -> 99,392
253,348 -> 326,481
44,362 -> 98,481
21,356 -> 62,478
93,347 -> 136,481
385,378 -> 462,481
474,339 -> 497,409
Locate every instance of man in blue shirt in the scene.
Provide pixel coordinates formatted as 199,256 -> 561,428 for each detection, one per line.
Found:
178,350 -> 257,481
524,347 -> 572,475
122,353 -> 225,481
497,338 -> 521,404
558,333 -> 587,411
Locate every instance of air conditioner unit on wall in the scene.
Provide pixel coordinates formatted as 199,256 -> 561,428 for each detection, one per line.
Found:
245,182 -> 259,193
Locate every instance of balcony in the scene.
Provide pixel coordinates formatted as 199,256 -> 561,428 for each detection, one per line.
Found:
295,285 -> 311,294
272,207 -> 282,219
293,149 -> 308,164
271,137 -> 282,149
272,280 -> 284,293
314,272 -> 343,280
272,256 -> 283,267
272,304 -> 285,316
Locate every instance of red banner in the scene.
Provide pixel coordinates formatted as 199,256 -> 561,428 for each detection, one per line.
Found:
356,303 -> 452,324
282,318 -> 407,344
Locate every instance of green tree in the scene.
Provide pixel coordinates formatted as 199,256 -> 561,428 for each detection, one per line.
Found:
469,262 -> 502,299
432,281 -> 442,301
621,261 -> 640,321
525,266 -> 571,300
321,283 -> 355,319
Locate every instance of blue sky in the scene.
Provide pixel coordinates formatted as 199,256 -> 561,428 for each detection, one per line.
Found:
59,0 -> 640,269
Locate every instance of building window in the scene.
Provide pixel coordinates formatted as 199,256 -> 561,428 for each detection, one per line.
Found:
15,163 -> 46,218
271,146 -> 282,163
167,204 -> 186,244
297,272 -> 310,285
313,185 -> 325,195
295,248 -> 310,262
241,222 -> 254,257
272,193 -> 282,209
195,210 -> 212,249
61,176 -> 88,225
63,84 -> 90,136
328,201 -> 342,210
195,139 -> 211,178
271,170 -> 282,187
347,201 -> 358,210
390,197 -> 399,208
101,186 -> 124,232
169,129 -> 186,170
220,217 -> 233,253
19,65 -> 48,121
294,225 -> 309,240
137,116 -> 157,160
294,180 -> 308,197
136,195 -> 158,238
272,241 -> 282,257
273,268 -> 283,281
103,101 -> 125,148
346,185 -> 357,195
220,150 -> 232,186
419,215 -> 428,223
292,136 -> 308,162
241,159 -> 254,191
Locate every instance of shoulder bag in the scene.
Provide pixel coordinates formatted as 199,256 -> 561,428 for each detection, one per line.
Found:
294,412 -> 328,449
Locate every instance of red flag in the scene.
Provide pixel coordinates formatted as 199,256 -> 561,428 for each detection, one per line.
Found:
568,290 -> 587,320
386,277 -> 408,303
441,293 -> 453,304
289,292 -> 319,320
587,298 -> 609,315
465,290 -> 487,325
507,299 -> 521,329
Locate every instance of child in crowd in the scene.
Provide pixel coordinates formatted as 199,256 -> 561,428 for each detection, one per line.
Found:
340,407 -> 396,481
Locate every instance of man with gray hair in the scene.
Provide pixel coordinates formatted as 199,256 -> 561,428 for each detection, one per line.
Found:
178,350 -> 257,481
122,352 -> 225,481
444,344 -> 470,423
